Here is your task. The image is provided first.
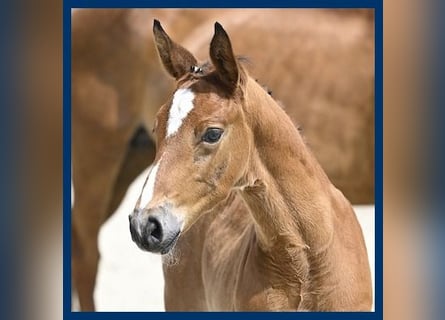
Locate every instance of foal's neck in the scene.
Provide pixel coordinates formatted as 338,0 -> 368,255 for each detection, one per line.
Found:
239,78 -> 338,252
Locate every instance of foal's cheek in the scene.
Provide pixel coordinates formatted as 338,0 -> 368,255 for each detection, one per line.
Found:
193,149 -> 211,163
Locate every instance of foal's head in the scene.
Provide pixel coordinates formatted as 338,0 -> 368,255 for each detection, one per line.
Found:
129,20 -> 256,254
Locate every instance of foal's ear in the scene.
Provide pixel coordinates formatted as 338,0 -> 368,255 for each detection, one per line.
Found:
210,22 -> 240,93
153,19 -> 198,80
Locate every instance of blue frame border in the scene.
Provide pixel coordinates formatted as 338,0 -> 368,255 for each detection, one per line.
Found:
63,1 -> 383,319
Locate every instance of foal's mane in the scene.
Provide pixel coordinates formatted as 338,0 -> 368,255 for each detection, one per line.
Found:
180,56 -> 274,98
190,55 -> 251,77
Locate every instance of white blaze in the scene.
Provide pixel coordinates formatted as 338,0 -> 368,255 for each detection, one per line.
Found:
166,88 -> 195,137
139,160 -> 161,209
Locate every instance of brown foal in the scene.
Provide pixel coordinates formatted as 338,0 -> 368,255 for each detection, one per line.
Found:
129,21 -> 372,311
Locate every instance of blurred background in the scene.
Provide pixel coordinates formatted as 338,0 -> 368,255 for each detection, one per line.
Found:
2,0 -> 444,319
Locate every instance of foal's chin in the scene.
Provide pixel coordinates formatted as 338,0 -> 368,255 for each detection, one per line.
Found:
158,232 -> 181,255
134,230 -> 180,255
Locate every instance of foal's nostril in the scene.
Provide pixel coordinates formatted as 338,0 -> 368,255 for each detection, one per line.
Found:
129,207 -> 182,253
147,216 -> 163,242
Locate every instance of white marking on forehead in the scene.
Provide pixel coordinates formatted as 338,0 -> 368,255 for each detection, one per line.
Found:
139,159 -> 161,209
166,88 -> 195,137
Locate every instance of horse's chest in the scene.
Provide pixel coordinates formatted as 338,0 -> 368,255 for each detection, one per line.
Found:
201,227 -> 261,309
201,210 -> 282,310
203,234 -> 301,310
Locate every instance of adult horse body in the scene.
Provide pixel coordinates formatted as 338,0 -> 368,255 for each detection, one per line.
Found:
184,9 -> 374,204
129,21 -> 372,311
72,9 -> 373,310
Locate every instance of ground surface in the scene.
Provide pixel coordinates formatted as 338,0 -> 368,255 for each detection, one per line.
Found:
78,167 -> 375,311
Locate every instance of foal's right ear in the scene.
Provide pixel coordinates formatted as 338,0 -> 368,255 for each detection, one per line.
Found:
153,20 -> 198,80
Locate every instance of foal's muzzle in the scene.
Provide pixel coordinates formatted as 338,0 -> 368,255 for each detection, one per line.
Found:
129,206 -> 181,254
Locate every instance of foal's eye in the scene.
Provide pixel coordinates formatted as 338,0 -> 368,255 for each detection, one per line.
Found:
202,128 -> 224,144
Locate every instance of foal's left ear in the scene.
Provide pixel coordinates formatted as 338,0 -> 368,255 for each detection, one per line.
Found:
153,19 -> 198,80
210,22 -> 240,93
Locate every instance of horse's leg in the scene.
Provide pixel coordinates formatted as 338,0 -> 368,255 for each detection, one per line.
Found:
106,129 -> 156,218
71,138 -> 127,311
72,126 -> 156,311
